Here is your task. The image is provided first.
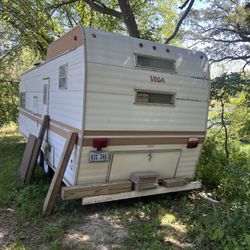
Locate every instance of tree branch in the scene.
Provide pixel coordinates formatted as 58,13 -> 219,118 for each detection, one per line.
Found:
165,0 -> 195,44
220,99 -> 229,158
48,0 -> 122,19
84,0 -> 122,19
118,0 -> 140,38
179,0 -> 190,10
210,55 -> 250,63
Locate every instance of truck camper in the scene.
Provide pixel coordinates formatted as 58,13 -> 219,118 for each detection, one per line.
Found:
19,25 -> 210,204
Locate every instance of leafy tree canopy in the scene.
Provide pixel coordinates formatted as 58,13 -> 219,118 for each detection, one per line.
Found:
185,0 -> 250,71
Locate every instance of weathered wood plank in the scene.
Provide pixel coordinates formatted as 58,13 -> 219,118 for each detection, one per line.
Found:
62,181 -> 132,200
25,115 -> 50,184
82,181 -> 202,205
38,115 -> 50,140
19,134 -> 37,183
162,178 -> 187,188
130,171 -> 159,191
42,132 -> 78,215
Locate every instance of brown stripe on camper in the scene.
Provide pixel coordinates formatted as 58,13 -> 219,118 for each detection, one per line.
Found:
82,137 -> 204,146
84,130 -> 206,137
19,108 -> 82,145
46,26 -> 84,61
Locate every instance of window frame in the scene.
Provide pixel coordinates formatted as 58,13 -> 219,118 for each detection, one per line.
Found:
59,63 -> 68,89
32,96 -> 38,114
134,54 -> 176,73
20,92 -> 26,109
43,84 -> 48,105
134,89 -> 176,107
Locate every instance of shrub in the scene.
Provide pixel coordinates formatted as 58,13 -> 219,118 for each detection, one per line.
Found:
197,137 -> 227,188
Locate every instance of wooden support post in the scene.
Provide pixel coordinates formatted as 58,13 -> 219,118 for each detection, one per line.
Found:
42,132 -> 78,215
25,115 -> 50,184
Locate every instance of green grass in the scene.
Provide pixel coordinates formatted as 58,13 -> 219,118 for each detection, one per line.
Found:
0,124 -> 25,205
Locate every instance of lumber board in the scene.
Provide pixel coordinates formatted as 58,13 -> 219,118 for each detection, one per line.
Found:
82,181 -> 202,205
42,132 -> 78,215
130,171 -> 159,180
19,134 -> 37,183
24,115 -> 50,184
62,181 -> 132,200
38,115 -> 50,139
162,178 -> 187,188
25,138 -> 42,184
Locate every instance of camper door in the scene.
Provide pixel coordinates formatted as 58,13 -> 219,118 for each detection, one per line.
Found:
43,78 -> 50,115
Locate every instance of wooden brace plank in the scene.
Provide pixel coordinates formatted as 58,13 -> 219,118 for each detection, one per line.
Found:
62,181 -> 132,200
25,115 -> 50,184
42,132 -> 78,215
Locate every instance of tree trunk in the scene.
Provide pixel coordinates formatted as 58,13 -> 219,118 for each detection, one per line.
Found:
220,99 -> 229,158
118,0 -> 140,38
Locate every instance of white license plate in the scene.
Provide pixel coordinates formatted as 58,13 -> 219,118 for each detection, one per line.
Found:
89,151 -> 109,163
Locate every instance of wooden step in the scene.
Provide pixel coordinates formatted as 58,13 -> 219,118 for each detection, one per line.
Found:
130,171 -> 159,191
61,180 -> 132,200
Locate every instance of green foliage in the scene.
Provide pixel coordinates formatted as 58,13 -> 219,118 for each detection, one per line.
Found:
197,137 -> 226,187
15,179 -> 50,220
40,224 -> 64,242
0,125 -> 24,204
211,73 -> 248,102
186,199 -> 250,250
195,71 -> 250,249
198,138 -> 249,203
217,146 -> 249,204
0,81 -> 19,127
123,202 -> 166,249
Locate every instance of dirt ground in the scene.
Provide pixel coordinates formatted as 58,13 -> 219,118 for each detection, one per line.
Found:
0,198 -> 196,250
0,207 -> 128,250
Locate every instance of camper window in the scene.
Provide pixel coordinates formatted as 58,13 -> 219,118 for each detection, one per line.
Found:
136,55 -> 176,73
43,84 -> 48,104
20,92 -> 26,108
135,90 -> 175,106
59,64 -> 68,89
33,96 -> 38,114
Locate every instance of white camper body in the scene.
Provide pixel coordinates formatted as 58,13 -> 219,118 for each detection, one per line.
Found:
19,26 -> 210,203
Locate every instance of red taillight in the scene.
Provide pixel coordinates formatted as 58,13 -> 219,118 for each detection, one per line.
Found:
92,138 -> 108,149
187,138 -> 199,148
